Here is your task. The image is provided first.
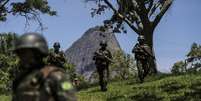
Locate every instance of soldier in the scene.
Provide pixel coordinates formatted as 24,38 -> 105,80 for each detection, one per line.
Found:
93,41 -> 112,91
12,33 -> 76,101
132,35 -> 154,83
47,42 -> 66,68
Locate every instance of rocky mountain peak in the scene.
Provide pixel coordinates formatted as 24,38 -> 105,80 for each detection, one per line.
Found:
65,26 -> 121,80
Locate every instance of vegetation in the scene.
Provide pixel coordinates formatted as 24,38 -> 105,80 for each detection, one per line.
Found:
0,33 -> 18,94
171,43 -> 201,74
0,0 -> 56,30
2,73 -> 201,101
171,61 -> 186,74
78,73 -> 201,101
187,42 -> 201,58
110,50 -> 136,80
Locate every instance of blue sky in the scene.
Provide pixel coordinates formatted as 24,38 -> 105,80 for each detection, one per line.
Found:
0,0 -> 200,72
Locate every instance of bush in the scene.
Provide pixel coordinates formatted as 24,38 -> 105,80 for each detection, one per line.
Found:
110,51 -> 137,80
0,54 -> 19,94
171,61 -> 186,74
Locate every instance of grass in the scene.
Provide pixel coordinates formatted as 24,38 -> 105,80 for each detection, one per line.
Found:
1,73 -> 201,101
77,73 -> 201,101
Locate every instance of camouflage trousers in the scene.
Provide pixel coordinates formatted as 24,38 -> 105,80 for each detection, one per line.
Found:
136,59 -> 150,82
96,64 -> 109,91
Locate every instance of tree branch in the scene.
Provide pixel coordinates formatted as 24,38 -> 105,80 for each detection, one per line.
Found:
0,0 -> 9,8
148,0 -> 154,11
135,0 -> 150,28
153,0 -> 172,28
103,0 -> 140,35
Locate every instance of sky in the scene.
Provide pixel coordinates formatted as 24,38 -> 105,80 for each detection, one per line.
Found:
0,0 -> 201,72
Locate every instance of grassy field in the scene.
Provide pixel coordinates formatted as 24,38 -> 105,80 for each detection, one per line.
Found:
1,73 -> 201,101
78,73 -> 201,101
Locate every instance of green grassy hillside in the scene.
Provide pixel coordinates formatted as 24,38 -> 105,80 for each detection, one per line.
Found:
78,74 -> 201,101
1,73 -> 201,101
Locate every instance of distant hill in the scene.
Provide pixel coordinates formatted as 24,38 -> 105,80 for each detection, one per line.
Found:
65,26 -> 121,80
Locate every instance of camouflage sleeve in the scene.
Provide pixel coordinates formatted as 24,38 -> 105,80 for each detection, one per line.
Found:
48,70 -> 77,101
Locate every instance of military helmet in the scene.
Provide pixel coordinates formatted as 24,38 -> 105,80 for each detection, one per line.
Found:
14,32 -> 48,56
100,40 -> 107,47
53,42 -> 60,48
138,35 -> 145,41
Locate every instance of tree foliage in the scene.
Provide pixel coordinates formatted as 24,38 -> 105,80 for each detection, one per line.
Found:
172,43 -> 201,74
0,33 -> 19,94
0,0 -> 56,28
171,61 -> 186,74
110,50 -> 136,80
85,0 -> 173,37
0,32 -> 17,54
186,43 -> 201,59
185,43 -> 201,72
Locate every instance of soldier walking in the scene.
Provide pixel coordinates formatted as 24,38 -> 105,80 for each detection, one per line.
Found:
132,35 -> 154,83
93,41 -> 112,91
12,33 -> 76,101
47,42 -> 66,68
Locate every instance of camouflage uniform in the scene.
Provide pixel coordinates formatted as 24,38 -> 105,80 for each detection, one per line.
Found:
47,42 -> 66,68
12,33 -> 76,101
132,35 -> 153,82
93,41 -> 112,91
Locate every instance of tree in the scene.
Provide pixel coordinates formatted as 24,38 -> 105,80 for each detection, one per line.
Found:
0,32 -> 18,55
0,0 -> 56,29
0,33 -> 19,93
187,43 -> 201,59
86,0 -> 173,74
185,43 -> 201,72
171,61 -> 186,74
110,50 -> 136,80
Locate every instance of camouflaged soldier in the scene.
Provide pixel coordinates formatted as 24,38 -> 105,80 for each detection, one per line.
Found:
132,35 -> 153,83
47,42 -> 66,68
12,33 -> 76,101
93,41 -> 112,91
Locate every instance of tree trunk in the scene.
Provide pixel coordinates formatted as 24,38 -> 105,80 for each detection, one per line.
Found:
143,29 -> 158,74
